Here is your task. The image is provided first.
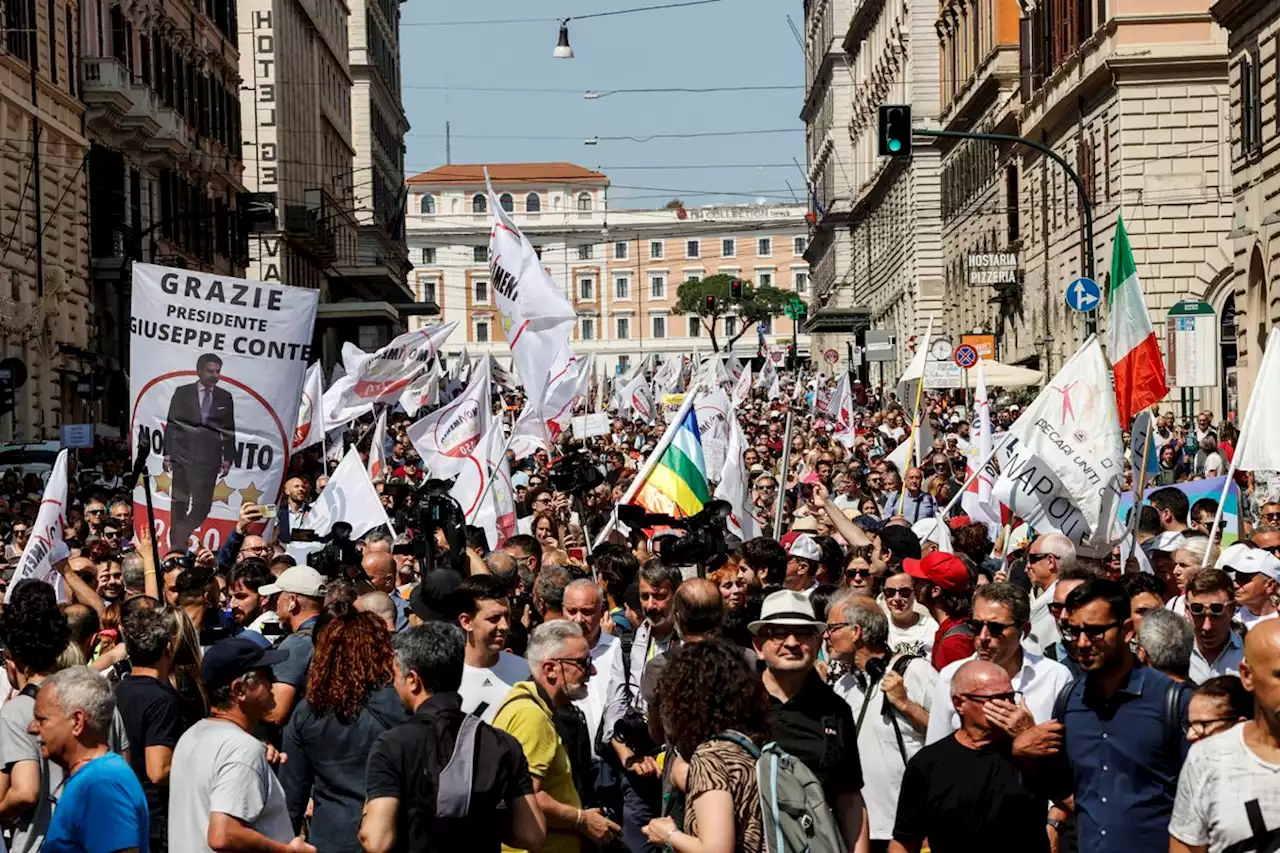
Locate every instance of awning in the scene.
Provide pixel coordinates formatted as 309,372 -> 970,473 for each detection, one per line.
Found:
981,359 -> 1045,388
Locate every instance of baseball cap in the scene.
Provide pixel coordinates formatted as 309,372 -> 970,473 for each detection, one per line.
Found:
788,533 -> 821,562
903,551 -> 970,593
1221,545 -> 1280,581
409,569 -> 463,623
258,565 -> 326,598
202,636 -> 288,693
511,471 -> 530,489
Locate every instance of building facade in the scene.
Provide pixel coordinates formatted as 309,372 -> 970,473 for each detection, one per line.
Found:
1211,0 -> 1278,413
405,163 -> 812,375
0,0 -> 91,440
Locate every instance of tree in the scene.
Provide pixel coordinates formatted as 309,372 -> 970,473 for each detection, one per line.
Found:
664,199 -> 685,210
674,274 -> 800,353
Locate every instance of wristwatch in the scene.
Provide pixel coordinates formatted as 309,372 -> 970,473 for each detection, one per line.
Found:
1047,817 -> 1066,833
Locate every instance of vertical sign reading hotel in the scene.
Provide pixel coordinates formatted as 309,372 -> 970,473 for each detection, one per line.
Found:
240,0 -> 281,281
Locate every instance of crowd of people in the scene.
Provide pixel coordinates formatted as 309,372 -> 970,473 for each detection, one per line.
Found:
0,371 -> 1276,853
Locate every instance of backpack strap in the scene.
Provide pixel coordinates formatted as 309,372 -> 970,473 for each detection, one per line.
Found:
710,730 -> 762,760
938,621 -> 974,643
1163,680 -> 1190,750
1052,676 -> 1079,723
437,714 -> 482,818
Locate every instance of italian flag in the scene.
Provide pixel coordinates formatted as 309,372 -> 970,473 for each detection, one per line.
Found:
1108,215 -> 1168,424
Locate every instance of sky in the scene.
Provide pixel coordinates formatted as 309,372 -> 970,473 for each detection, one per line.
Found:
398,0 -> 806,209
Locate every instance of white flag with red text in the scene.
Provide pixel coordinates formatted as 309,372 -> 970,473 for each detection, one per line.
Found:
715,414 -> 760,541
367,409 -> 387,480
292,362 -> 325,452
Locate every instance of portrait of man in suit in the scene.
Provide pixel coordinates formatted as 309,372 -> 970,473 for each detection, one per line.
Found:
164,353 -> 236,549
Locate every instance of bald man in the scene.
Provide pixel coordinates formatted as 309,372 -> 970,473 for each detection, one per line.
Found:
355,591 -> 397,632
361,551 -> 408,631
890,660 -> 1048,853
1170,619 -> 1280,853
279,476 -> 310,542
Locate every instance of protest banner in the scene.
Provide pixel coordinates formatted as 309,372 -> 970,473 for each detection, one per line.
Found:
129,263 -> 317,552
5,449 -> 69,602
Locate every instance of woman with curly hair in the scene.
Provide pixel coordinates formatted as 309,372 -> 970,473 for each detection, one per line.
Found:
278,609 -> 408,852
644,639 -> 769,853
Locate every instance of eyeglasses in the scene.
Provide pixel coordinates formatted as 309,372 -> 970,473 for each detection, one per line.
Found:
755,483 -> 778,492
12,528 -> 28,535
1189,717 -> 1239,736
824,622 -> 849,636
1188,602 -> 1231,618
1061,621 -> 1122,642
961,690 -> 1022,705
1027,552 -> 1054,563
554,657 -> 592,672
965,619 -> 1015,637
1263,512 -> 1280,521
883,587 -> 913,599
759,625 -> 821,642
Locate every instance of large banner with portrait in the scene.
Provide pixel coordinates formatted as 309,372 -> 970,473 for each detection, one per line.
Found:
129,264 -> 318,552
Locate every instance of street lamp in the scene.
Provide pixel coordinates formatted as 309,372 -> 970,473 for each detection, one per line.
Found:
553,20 -> 574,58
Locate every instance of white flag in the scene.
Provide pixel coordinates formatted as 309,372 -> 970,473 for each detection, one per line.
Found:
450,348 -> 471,384
6,449 -> 70,601
333,323 -> 456,411
731,363 -> 753,407
1231,326 -> 1280,470
622,373 -> 656,424
399,359 -> 441,418
367,409 -> 388,480
303,447 -> 393,540
726,354 -> 744,383
831,374 -> 856,447
509,400 -> 548,461
487,175 -> 577,405
695,387 -> 732,475
292,362 -> 325,452
407,358 -> 493,472
471,420 -> 518,548
716,414 -> 760,541
961,359 -> 1001,532
654,357 -> 683,396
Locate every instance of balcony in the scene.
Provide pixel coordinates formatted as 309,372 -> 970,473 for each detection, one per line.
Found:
145,107 -> 188,157
331,225 -> 413,302
283,189 -> 340,266
82,58 -> 133,135
120,84 -> 163,138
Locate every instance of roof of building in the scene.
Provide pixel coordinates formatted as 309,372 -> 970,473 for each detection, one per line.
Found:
407,163 -> 609,187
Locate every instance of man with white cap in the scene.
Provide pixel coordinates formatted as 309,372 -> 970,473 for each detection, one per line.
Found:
258,564 -> 326,726
1222,545 -> 1280,629
785,533 -> 823,595
752,590 -> 869,851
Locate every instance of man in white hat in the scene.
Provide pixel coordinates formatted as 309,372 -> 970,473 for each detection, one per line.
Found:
785,533 -> 823,596
751,590 -> 869,850
1223,546 -> 1280,629
258,564 -> 327,725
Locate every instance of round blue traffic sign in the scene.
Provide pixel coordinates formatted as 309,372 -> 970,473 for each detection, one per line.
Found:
954,344 -> 979,369
1066,277 -> 1101,313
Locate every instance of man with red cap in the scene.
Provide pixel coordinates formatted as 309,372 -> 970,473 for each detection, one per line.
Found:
904,551 -> 975,670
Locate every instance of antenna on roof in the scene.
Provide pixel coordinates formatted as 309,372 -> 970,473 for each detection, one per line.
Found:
446,121 -> 452,165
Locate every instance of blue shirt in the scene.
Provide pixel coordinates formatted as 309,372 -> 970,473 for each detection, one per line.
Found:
44,752 -> 149,853
1045,663 -> 1190,853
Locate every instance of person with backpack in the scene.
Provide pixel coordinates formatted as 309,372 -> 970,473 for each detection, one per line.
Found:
1013,578 -> 1192,853
751,590 -> 870,852
826,594 -> 935,850
361,621 -> 544,853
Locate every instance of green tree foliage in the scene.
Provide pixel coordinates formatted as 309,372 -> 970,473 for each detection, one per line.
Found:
674,274 -> 801,352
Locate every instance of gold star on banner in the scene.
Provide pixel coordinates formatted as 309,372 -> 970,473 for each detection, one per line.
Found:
238,482 -> 264,506
213,479 -> 236,505
153,472 -> 172,495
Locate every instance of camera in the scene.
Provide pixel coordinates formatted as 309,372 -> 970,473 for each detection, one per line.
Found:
302,522 -> 360,578
405,478 -> 468,574
617,499 -> 734,571
548,448 -> 603,494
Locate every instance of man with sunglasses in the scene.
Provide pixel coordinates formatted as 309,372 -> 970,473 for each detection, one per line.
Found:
5,521 -> 28,561
1025,534 -> 1077,656
752,589 -> 869,852
83,499 -> 107,539
1015,578 -> 1191,853
1186,568 -> 1243,683
925,583 -> 1072,746
1226,544 -> 1280,628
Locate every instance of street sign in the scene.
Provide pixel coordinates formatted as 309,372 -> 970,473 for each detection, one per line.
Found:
1166,299 -> 1218,388
954,344 -> 979,369
864,330 -> 897,363
1065,277 -> 1102,313
823,348 -> 839,365
924,360 -> 964,389
60,424 -> 94,449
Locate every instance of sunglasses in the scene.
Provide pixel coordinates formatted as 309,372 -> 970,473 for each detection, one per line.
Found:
86,509 -> 105,515
1263,512 -> 1280,520
1048,601 -> 1067,615
1061,621 -> 1122,642
759,625 -> 821,642
966,619 -> 1015,636
1188,602 -> 1231,618
553,656 -> 592,672
883,587 -> 913,599
961,690 -> 1022,705
844,568 -> 872,580
1027,552 -> 1054,563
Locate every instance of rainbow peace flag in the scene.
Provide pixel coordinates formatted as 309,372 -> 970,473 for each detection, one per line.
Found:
634,407 -> 710,518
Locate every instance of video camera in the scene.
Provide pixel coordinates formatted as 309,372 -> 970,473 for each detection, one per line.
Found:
404,477 -> 467,574
616,499 -> 735,572
301,521 -> 361,578
548,448 -> 603,494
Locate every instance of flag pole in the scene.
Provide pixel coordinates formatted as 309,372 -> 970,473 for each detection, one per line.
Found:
937,432 -> 1013,519
592,389 -> 701,548
1203,396 -> 1263,565
773,409 -> 795,535
899,375 -> 926,508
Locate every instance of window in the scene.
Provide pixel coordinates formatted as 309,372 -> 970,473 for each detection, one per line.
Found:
472,194 -> 487,214
759,271 -> 774,288
722,238 -> 736,257
579,277 -> 594,300
473,278 -> 489,303
725,316 -> 738,336
525,193 -> 541,213
473,246 -> 489,263
419,277 -> 438,303
1241,54 -> 1263,158
1006,166 -> 1020,243
757,237 -> 772,256
66,7 -> 75,95
616,317 -> 630,340
420,194 -> 434,215
652,316 -> 666,339
795,271 -> 809,294
615,276 -> 630,299
577,192 -> 592,211
476,321 -> 490,343
649,240 -> 664,259
581,317 -> 596,340
686,239 -> 700,259
578,244 -> 594,260
421,247 -> 436,264
614,241 -> 628,260
759,316 -> 773,334
47,0 -> 56,82
688,315 -> 701,337
650,275 -> 666,299
793,236 -> 806,255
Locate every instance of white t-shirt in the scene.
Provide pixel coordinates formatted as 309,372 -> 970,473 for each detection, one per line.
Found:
832,657 -> 936,840
1170,724 -> 1280,853
575,632 -> 620,756
1237,606 -> 1279,631
883,610 -> 939,658
459,651 -> 531,723
168,718 -> 294,853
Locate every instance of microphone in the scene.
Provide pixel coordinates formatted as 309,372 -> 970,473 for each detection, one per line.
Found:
123,441 -> 150,492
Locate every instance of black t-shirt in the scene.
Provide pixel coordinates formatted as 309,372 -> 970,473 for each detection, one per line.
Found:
115,674 -> 188,837
893,734 -> 1049,853
767,670 -> 864,808
364,691 -> 534,853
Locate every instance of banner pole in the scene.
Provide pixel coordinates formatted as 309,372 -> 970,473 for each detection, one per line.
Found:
773,409 -> 795,536
899,376 -> 926,508
937,432 -> 1012,519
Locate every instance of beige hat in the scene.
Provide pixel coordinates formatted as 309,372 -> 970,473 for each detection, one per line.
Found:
748,589 -> 824,635
790,516 -> 820,533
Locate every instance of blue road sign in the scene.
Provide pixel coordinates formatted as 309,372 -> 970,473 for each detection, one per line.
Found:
954,344 -> 979,369
1066,277 -> 1101,313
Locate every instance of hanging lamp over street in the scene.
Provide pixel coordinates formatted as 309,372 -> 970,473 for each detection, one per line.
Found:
553,21 -> 574,58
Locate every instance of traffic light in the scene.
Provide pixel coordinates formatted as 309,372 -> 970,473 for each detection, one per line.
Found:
0,381 -> 13,418
878,105 -> 912,157
705,294 -> 716,313
730,279 -> 743,301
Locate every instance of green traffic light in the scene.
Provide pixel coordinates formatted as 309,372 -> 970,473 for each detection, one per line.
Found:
888,138 -> 902,152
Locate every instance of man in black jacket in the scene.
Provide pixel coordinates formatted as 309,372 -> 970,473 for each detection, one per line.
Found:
164,353 -> 236,550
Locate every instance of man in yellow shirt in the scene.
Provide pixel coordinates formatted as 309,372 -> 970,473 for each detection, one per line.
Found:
493,621 -> 620,853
